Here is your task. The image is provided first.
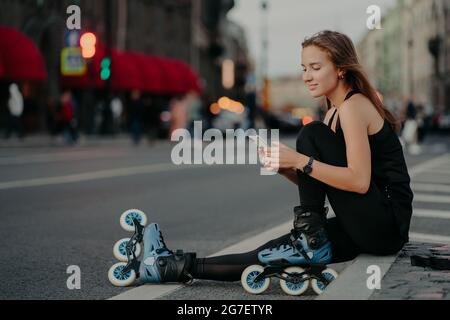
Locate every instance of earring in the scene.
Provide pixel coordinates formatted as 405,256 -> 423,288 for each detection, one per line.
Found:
339,74 -> 345,80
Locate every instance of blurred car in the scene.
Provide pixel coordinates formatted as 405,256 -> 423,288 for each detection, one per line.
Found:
213,108 -> 249,132
437,112 -> 450,131
260,109 -> 304,134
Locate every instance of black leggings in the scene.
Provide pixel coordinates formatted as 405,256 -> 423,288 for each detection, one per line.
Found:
192,121 -> 405,281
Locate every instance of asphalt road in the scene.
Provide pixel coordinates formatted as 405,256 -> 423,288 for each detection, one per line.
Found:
0,134 -> 449,300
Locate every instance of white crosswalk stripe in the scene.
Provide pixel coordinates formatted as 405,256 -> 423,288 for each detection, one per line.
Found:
409,232 -> 450,244
413,208 -> 450,219
413,194 -> 450,204
410,153 -> 450,241
412,183 -> 450,193
426,169 -> 450,174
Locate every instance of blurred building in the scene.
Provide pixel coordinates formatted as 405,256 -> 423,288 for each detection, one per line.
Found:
357,0 -> 450,115
0,0 -> 250,133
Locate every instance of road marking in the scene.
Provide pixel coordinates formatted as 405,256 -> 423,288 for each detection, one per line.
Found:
413,176 -> 450,184
0,150 -> 126,165
408,154 -> 450,178
413,208 -> 450,220
409,232 -> 450,244
413,194 -> 450,204
412,183 -> 450,193
426,169 -> 450,175
434,164 -> 450,170
0,163 -> 209,190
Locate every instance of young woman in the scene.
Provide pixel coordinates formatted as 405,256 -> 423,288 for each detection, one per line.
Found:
112,30 -> 414,286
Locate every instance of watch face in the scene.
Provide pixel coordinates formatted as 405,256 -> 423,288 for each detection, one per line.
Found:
304,166 -> 312,174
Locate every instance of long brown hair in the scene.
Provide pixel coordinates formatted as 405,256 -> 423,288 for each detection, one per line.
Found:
302,30 -> 400,133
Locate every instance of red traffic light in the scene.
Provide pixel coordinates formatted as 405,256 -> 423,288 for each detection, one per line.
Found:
80,32 -> 96,59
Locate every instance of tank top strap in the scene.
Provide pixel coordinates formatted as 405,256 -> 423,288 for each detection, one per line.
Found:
336,90 -> 360,131
344,89 -> 360,101
327,108 -> 338,128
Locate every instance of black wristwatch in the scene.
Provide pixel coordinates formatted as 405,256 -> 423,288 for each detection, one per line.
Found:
303,156 -> 314,175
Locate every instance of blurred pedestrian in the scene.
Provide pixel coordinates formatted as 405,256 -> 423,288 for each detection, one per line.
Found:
111,95 -> 123,134
145,96 -> 160,144
60,90 -> 79,145
245,71 -> 258,129
4,83 -> 24,140
129,89 -> 144,145
416,102 -> 432,144
46,96 -> 61,136
169,94 -> 188,140
186,92 -> 202,135
400,98 -> 421,155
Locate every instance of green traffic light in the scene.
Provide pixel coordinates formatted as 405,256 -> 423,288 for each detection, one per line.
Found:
100,57 -> 111,80
101,57 -> 111,69
101,69 -> 111,81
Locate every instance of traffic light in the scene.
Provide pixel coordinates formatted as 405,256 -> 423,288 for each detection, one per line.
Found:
100,57 -> 111,81
80,32 -> 97,59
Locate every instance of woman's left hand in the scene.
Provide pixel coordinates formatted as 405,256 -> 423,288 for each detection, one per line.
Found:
263,142 -> 306,171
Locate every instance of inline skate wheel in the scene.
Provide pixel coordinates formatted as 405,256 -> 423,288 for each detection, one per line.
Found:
241,265 -> 270,295
279,266 -> 309,296
311,268 -> 338,295
120,209 -> 147,232
113,238 -> 142,262
108,262 -> 137,287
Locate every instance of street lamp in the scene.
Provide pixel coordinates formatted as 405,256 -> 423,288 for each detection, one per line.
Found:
260,0 -> 270,111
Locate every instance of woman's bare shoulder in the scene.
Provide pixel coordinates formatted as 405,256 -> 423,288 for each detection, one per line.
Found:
341,93 -> 383,132
340,94 -> 371,118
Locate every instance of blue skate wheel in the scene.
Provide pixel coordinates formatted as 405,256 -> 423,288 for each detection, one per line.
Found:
108,262 -> 137,287
113,238 -> 142,262
120,209 -> 147,232
311,268 -> 338,295
279,266 -> 309,296
241,265 -> 270,295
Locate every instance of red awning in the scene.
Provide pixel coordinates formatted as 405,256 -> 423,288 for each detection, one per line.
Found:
61,46 -> 202,95
0,57 -> 4,78
111,51 -> 142,91
0,26 -> 47,81
172,60 -> 203,94
128,53 -> 165,93
156,57 -> 186,94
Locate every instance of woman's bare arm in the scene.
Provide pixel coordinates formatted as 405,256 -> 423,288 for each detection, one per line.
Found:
295,99 -> 372,194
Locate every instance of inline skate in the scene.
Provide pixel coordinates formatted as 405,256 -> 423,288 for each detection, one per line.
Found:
108,209 -> 196,287
241,206 -> 338,296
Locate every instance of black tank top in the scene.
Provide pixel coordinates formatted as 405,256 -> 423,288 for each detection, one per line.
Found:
328,90 -> 414,242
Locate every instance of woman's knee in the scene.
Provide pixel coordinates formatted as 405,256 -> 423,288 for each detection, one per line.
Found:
296,121 -> 330,153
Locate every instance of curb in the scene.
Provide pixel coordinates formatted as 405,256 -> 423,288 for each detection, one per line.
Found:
316,254 -> 397,300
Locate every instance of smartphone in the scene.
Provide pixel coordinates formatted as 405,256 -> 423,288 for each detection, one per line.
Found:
248,135 -> 268,148
248,135 -> 269,165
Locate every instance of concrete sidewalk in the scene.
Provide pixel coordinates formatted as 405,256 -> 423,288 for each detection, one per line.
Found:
319,242 -> 450,300
370,242 -> 450,300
